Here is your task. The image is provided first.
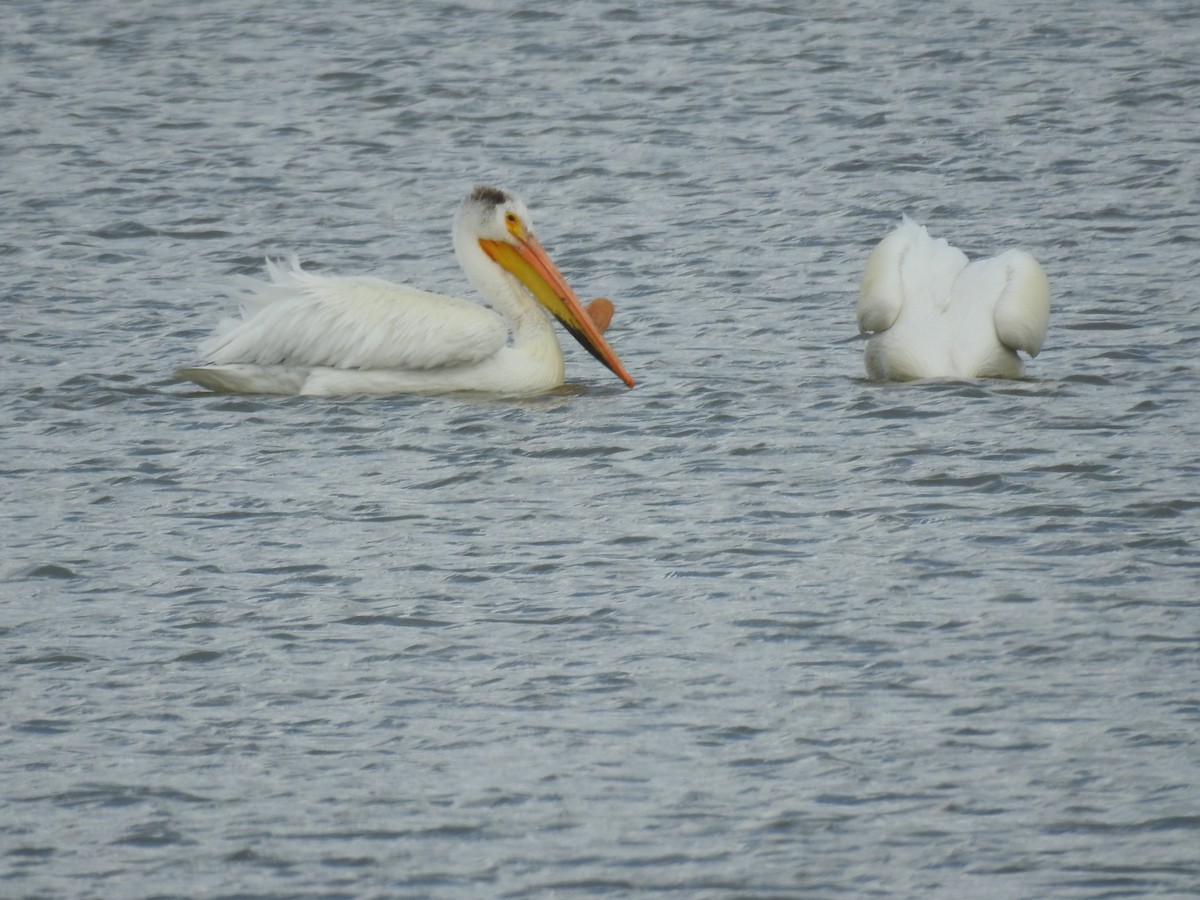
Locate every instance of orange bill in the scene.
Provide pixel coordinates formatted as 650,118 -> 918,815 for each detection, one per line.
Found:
480,236 -> 635,388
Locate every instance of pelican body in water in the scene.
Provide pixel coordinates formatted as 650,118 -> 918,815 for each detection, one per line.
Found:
856,216 -> 1050,381
175,186 -> 634,396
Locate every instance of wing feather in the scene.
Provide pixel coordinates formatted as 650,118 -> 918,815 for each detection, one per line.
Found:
949,250 -> 1050,357
991,250 -> 1051,357
202,258 -> 509,371
857,216 -> 968,333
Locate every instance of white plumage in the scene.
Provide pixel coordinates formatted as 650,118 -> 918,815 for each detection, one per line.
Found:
175,186 -> 634,396
856,216 -> 1051,381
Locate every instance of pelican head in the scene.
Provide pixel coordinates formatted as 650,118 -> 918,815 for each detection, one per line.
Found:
454,185 -> 634,388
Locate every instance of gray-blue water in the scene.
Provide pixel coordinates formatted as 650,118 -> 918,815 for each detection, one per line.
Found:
3,0 -> 1199,897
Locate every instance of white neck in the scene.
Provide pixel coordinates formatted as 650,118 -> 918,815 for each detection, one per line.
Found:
453,233 -> 557,348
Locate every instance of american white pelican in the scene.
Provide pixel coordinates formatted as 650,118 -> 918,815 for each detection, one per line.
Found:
174,185 -> 635,395
856,216 -> 1050,381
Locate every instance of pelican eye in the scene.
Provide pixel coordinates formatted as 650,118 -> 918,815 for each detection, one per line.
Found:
503,210 -> 526,239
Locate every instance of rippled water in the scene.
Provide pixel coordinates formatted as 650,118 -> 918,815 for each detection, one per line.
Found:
4,0 -> 1199,897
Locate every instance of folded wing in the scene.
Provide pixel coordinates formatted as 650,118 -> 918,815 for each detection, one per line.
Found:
856,215 -> 968,334
959,250 -> 1051,358
202,258 -> 509,371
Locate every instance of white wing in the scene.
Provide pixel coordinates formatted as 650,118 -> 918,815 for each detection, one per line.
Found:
856,215 -> 968,333
959,250 -> 1051,357
202,258 -> 509,371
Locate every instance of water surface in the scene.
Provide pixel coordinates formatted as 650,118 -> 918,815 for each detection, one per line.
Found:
3,0 -> 1199,897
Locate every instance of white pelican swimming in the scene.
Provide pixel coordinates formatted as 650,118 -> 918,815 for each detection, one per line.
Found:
174,185 -> 635,396
856,216 -> 1051,381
